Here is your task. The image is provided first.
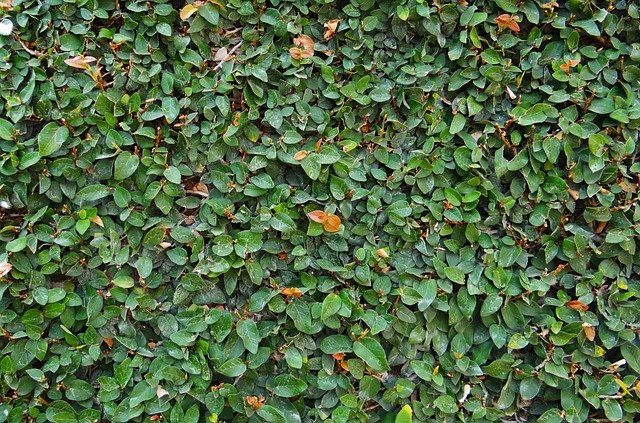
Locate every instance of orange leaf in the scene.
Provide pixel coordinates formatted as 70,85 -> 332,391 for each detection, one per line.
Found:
103,337 -> 114,348
332,352 -> 345,360
290,34 -> 314,59
495,14 -> 520,33
0,262 -> 11,278
566,300 -> 589,311
323,214 -> 341,232
294,150 -> 308,160
307,210 -> 328,223
280,287 -> 303,298
64,55 -> 97,70
324,19 -> 340,40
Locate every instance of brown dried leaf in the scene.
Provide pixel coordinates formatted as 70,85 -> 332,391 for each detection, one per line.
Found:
307,210 -> 328,223
377,248 -> 389,258
103,337 -> 114,348
495,14 -> 520,32
192,182 -> 209,197
64,55 -> 97,70
290,34 -> 314,59
324,19 -> 340,40
294,150 -> 309,160
0,262 -> 12,278
90,215 -> 104,227
0,0 -> 12,10
566,300 -> 589,311
323,214 -> 341,232
583,323 -> 596,341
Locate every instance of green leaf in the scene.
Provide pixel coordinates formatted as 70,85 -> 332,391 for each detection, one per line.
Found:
433,395 -> 458,414
321,293 -> 342,321
74,184 -> 110,203
444,267 -> 465,284
114,152 -> 140,180
218,358 -> 246,377
602,398 -> 623,421
38,123 -> 69,157
272,374 -> 307,397
353,337 -> 389,372
112,275 -> 134,288
271,212 -> 296,232
450,113 -> 466,135
0,118 -> 13,140
237,318 -> 260,354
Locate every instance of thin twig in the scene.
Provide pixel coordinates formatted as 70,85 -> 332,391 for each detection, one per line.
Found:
13,34 -> 44,58
214,41 -> 243,71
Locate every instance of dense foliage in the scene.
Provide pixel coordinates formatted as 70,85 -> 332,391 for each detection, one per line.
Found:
1,0 -> 640,421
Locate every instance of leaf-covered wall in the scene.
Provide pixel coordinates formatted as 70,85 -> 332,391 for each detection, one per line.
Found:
1,0 -> 640,422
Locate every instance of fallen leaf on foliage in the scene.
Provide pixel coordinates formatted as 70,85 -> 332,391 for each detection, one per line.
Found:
64,55 -> 97,69
377,248 -> 389,258
324,19 -> 340,40
289,34 -> 314,59
566,300 -> 588,311
495,14 -> 520,32
103,337 -> 114,348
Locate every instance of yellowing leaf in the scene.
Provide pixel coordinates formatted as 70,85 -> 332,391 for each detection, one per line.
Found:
395,404 -> 413,423
559,59 -> 580,73
180,3 -> 200,20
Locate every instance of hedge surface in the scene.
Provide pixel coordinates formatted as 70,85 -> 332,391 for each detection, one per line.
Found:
1,0 -> 640,422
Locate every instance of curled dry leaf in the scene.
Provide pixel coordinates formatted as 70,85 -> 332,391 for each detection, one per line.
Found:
377,248 -> 389,258
495,14 -> 520,32
0,262 -> 12,278
103,337 -> 114,348
64,55 -> 97,70
559,59 -> 580,73
324,19 -> 340,40
566,300 -> 589,311
289,34 -> 314,60
294,150 -> 309,160
323,214 -> 341,232
307,210 -> 328,223
0,0 -> 12,10
506,85 -> 517,100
